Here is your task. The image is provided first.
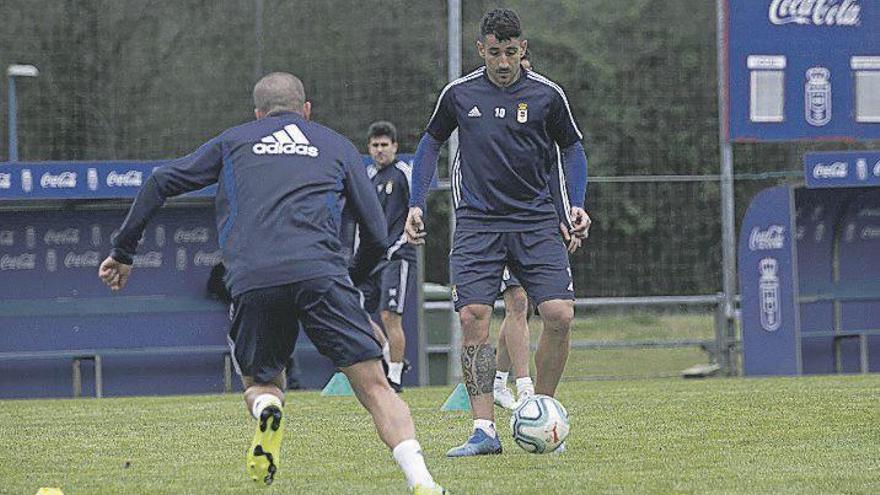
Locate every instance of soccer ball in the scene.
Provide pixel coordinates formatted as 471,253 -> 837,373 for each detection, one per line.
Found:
510,394 -> 569,454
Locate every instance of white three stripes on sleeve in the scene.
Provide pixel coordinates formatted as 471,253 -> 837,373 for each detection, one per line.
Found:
526,72 -> 583,141
426,67 -> 486,129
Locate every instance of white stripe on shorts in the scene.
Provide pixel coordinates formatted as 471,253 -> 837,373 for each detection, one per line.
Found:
396,260 -> 409,314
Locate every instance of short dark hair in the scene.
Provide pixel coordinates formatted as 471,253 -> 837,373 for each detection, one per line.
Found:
480,8 -> 522,41
367,121 -> 397,143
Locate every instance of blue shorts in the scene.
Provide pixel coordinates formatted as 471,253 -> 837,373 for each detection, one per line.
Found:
227,276 -> 382,383
450,229 -> 574,311
357,259 -> 415,315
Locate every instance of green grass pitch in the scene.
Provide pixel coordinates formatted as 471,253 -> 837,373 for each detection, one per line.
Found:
1,374 -> 878,494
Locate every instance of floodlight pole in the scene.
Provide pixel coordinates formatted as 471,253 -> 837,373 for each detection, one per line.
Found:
6,64 -> 39,162
716,0 -> 737,375
447,0 -> 462,384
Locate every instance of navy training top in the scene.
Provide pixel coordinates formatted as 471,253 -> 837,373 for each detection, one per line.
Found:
110,111 -> 389,297
416,67 -> 584,232
367,159 -> 417,263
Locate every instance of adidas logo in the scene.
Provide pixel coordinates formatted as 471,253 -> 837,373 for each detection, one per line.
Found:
467,106 -> 482,118
252,124 -> 319,157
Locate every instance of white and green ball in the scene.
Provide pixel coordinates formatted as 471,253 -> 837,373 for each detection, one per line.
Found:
510,394 -> 570,454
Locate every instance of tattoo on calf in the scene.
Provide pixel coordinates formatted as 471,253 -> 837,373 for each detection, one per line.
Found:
461,344 -> 495,396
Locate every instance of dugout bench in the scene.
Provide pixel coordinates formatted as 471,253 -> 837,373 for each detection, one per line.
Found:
739,151 -> 880,375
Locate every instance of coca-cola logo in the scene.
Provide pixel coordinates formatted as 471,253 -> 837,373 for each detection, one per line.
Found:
40,172 -> 77,189
813,162 -> 847,179
194,250 -> 222,267
133,251 -> 163,268
861,226 -> 880,240
769,0 -> 861,26
106,170 -> 143,187
1,253 -> 36,270
174,227 -> 209,244
44,228 -> 80,245
64,251 -> 100,268
0,173 -> 10,189
750,225 -> 786,250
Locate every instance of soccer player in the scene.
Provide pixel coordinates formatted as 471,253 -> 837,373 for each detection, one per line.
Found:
405,8 -> 590,457
98,72 -> 446,493
357,121 -> 416,392
492,49 -> 584,411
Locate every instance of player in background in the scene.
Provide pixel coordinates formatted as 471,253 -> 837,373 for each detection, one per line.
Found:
405,8 -> 590,457
492,267 -> 532,409
492,49 -> 584,411
98,72 -> 446,494
357,121 -> 416,392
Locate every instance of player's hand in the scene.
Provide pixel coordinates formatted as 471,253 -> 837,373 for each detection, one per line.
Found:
99,256 -> 132,291
405,207 -> 427,245
559,222 -> 583,253
569,207 -> 591,239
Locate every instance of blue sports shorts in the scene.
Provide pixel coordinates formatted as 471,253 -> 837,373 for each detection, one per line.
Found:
228,275 -> 382,383
357,258 -> 415,315
450,229 -> 574,311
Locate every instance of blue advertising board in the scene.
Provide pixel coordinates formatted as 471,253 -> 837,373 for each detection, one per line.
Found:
726,0 -> 880,141
739,185 -> 801,375
0,161 -> 215,200
804,150 -> 880,188
0,156 -> 419,200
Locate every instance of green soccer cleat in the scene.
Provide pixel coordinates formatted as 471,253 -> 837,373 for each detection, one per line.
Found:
247,405 -> 284,485
412,484 -> 449,494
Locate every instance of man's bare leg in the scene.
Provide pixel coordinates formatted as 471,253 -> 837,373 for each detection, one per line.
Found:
534,299 -> 574,397
495,287 -> 531,408
342,359 -> 441,490
369,318 -> 392,371
446,303 -> 502,457
380,310 -> 407,389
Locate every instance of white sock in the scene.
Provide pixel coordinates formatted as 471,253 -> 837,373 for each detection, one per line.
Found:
382,342 -> 391,365
392,439 -> 435,489
474,419 -> 497,439
516,377 -> 534,398
494,371 -> 509,389
250,393 -> 282,420
388,362 -> 403,383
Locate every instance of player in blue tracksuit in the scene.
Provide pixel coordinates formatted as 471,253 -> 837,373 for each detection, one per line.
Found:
98,73 -> 446,493
405,8 -> 591,457
357,121 -> 416,392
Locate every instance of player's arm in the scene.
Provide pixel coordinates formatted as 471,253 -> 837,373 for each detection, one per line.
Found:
344,146 -> 390,285
100,137 -> 224,290
406,83 -> 459,244
385,163 -> 413,259
560,141 -> 589,236
405,134 -> 441,244
548,145 -> 583,253
546,87 -> 591,244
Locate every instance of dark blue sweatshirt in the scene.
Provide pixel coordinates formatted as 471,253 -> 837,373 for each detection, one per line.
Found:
110,112 -> 389,297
